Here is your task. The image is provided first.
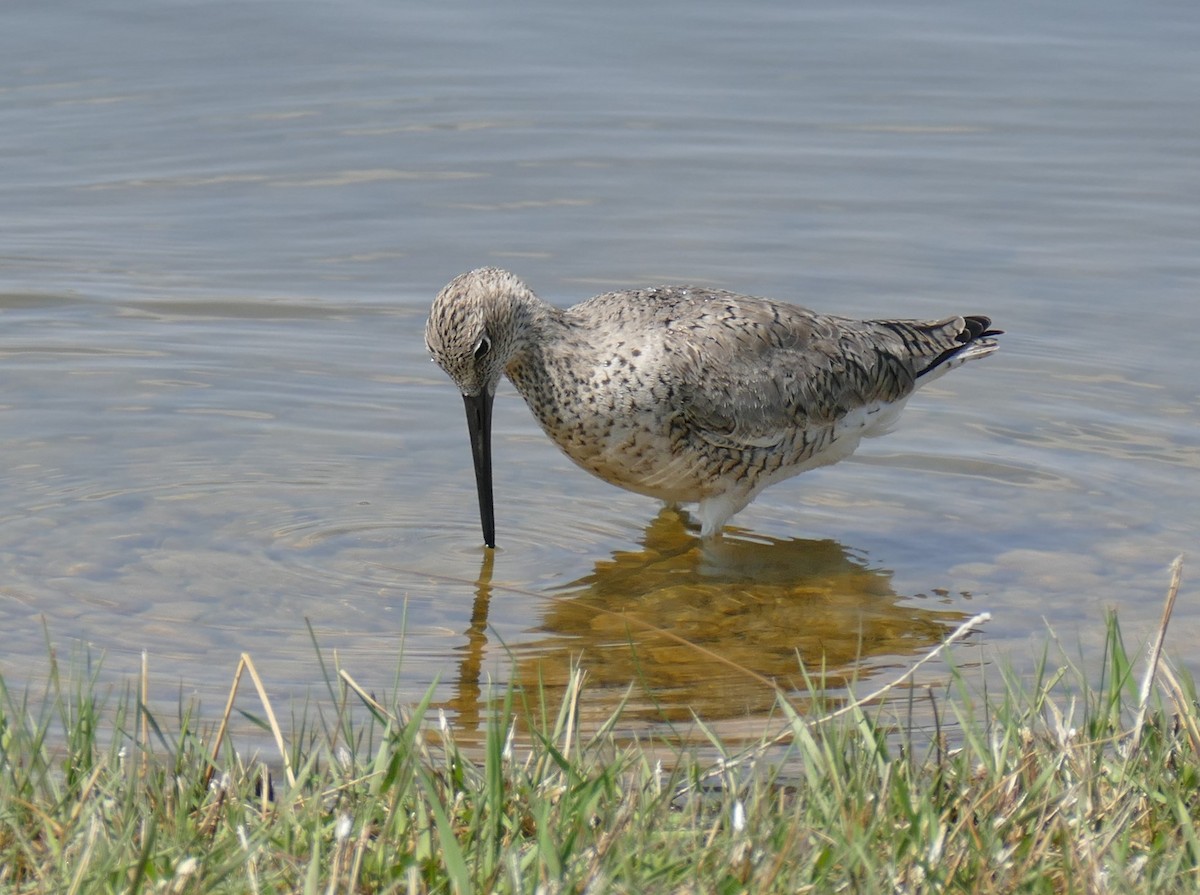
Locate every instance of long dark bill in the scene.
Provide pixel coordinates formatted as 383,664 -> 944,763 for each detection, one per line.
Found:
462,391 -> 496,548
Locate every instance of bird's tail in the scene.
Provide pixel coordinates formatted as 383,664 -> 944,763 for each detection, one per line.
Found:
915,315 -> 1002,382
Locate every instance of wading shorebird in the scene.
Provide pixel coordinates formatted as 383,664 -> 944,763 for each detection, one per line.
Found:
425,268 -> 1001,548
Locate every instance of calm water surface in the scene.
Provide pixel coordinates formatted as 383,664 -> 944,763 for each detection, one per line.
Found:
1,0 -> 1198,743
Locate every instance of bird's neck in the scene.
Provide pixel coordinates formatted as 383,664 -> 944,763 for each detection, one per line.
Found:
503,301 -> 575,405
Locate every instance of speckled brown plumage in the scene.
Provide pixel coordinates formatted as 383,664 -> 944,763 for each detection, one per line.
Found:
425,267 -> 1001,545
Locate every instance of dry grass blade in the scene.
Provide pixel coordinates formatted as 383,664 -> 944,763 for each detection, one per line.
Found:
1130,555 -> 1184,753
338,668 -> 394,721
812,611 -> 992,728
561,667 -> 586,759
240,653 -> 296,789
338,666 -> 441,770
205,655 -> 249,789
64,815 -> 100,895
1156,660 -> 1200,756
203,653 -> 296,789
688,611 -> 992,786
140,650 -> 150,779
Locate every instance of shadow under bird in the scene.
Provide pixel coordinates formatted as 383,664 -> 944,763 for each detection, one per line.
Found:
425,268 -> 1002,548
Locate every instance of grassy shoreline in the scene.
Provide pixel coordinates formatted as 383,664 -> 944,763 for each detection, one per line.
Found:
2,569 -> 1197,893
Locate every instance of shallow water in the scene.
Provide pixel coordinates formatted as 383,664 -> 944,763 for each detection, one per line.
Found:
1,0 -> 1198,743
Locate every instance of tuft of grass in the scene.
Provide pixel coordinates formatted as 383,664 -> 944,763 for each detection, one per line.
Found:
0,567 -> 1197,893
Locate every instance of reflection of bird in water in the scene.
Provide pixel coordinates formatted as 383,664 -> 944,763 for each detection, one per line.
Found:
425,267 -> 1000,547
445,508 -> 969,732
445,548 -> 494,735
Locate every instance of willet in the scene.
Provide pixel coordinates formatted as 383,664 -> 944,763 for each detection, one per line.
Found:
425,268 -> 1001,547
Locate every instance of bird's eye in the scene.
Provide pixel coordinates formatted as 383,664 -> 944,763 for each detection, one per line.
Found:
473,335 -> 491,360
